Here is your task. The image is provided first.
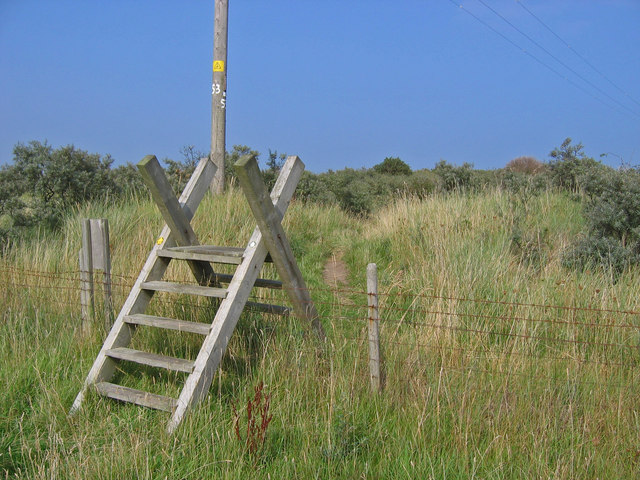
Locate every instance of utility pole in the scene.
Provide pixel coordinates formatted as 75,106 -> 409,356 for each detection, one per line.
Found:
210,0 -> 228,194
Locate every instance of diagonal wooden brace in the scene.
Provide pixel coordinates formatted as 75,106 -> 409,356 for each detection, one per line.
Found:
168,154 -> 317,432
234,155 -> 325,340
138,155 -> 217,286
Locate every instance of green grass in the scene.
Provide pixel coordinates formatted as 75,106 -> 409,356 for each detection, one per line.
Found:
1,187 -> 639,479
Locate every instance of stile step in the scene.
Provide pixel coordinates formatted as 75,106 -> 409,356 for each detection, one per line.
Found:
105,347 -> 194,373
158,245 -> 244,265
157,245 -> 274,263
214,273 -> 283,290
94,382 -> 177,412
124,314 -> 210,335
141,281 -> 227,298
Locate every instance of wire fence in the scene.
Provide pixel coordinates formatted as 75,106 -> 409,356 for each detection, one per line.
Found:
2,264 -> 639,393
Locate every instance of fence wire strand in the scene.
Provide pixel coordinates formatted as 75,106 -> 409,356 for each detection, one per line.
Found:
2,264 -> 638,394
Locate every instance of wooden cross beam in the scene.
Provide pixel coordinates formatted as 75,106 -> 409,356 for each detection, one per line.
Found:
138,156 -> 217,286
234,155 -> 325,340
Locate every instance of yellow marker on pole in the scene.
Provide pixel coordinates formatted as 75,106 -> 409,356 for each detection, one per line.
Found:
213,60 -> 225,72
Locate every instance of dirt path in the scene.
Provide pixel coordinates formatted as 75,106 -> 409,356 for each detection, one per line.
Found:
322,251 -> 348,287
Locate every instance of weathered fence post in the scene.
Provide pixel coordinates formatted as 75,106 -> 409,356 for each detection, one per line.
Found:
79,218 -> 113,332
80,219 -> 95,332
367,263 -> 382,393
94,219 -> 113,330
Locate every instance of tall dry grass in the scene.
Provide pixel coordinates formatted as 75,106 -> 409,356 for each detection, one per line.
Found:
1,187 -> 639,478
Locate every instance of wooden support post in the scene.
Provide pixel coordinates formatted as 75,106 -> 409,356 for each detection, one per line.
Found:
210,0 -> 229,194
367,263 -> 382,393
138,155 -> 217,286
80,219 -> 95,332
234,155 -> 325,340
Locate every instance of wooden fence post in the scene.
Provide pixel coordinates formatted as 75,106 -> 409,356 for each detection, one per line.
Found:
80,218 -> 114,332
94,219 -> 113,330
80,219 -> 95,332
367,263 -> 382,393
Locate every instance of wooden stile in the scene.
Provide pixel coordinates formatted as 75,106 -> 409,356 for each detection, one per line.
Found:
71,153 -> 322,434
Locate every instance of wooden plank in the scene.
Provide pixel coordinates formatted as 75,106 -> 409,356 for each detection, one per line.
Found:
137,155 -> 216,286
166,245 -> 271,263
157,249 -> 242,265
138,156 -> 199,246
106,347 -> 194,373
167,155 -> 305,433
235,155 -> 325,339
124,314 -> 210,335
94,382 -> 177,412
141,281 -> 227,299
167,245 -> 244,256
214,273 -> 283,290
70,157 -> 217,415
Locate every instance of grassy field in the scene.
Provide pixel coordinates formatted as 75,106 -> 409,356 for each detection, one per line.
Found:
1,186 -> 639,479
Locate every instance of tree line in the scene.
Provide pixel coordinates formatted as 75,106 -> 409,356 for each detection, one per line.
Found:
1,138 -> 638,275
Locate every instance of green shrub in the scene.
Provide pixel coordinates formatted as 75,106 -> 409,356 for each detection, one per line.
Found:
110,163 -> 147,197
403,169 -> 436,198
546,138 -> 603,192
501,171 -> 548,206
372,156 -> 411,175
563,235 -> 637,276
563,167 -> 640,275
433,160 -> 474,192
296,171 -> 337,204
0,141 -> 116,233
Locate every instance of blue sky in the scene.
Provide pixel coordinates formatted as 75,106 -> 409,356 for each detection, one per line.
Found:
1,0 -> 639,173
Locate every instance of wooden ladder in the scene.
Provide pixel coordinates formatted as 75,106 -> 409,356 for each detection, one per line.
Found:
70,154 -> 324,433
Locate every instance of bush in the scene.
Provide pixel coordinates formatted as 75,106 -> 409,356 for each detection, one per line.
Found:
546,138 -> 602,192
111,163 -> 147,197
501,170 -> 547,204
296,171 -> 337,204
372,156 -> 411,176
563,167 -> 640,275
403,169 -> 436,198
0,141 -> 116,232
563,236 -> 637,276
433,160 -> 475,192
505,156 -> 544,174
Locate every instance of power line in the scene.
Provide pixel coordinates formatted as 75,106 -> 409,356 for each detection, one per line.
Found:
474,0 -> 640,119
446,0 -> 639,120
517,0 -> 640,110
